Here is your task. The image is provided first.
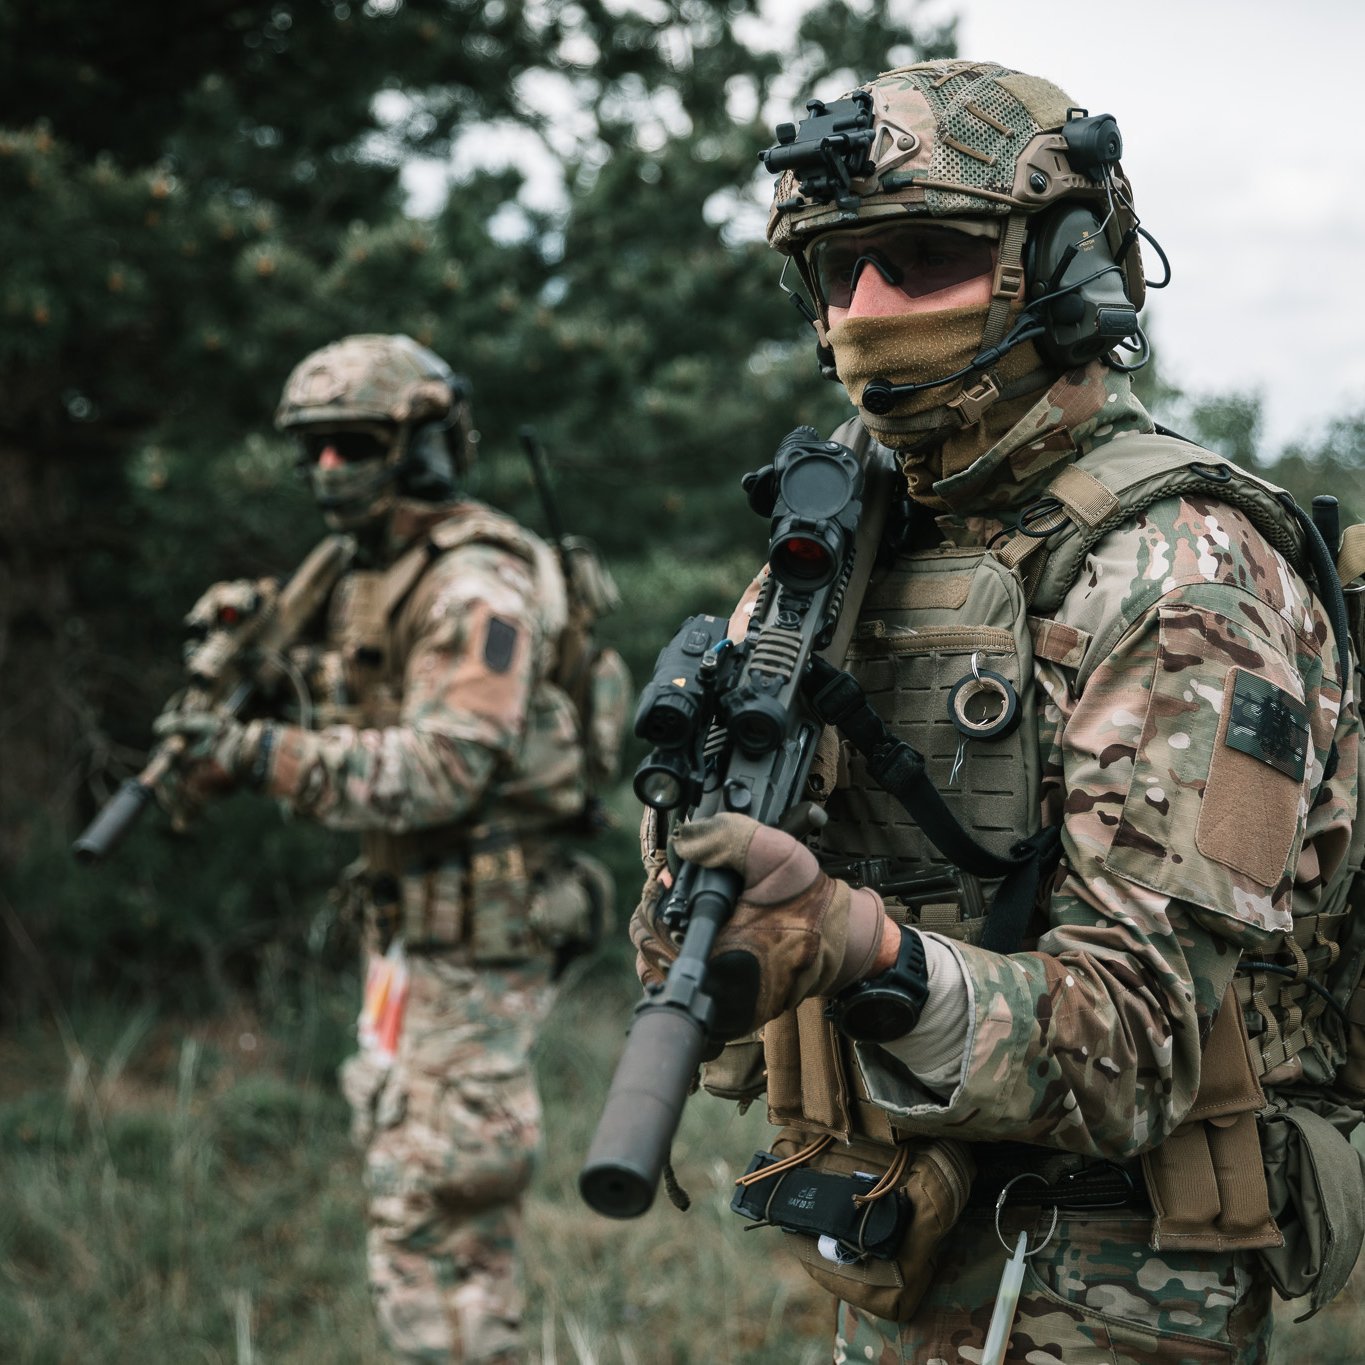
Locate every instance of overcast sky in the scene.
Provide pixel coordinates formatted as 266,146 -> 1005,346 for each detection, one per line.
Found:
889,0 -> 1364,448
409,0 -> 1361,452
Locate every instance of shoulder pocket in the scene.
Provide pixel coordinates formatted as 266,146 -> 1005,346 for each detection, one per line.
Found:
1102,604 -> 1307,935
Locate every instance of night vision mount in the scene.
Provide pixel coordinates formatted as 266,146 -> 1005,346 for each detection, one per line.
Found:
759,90 -> 876,210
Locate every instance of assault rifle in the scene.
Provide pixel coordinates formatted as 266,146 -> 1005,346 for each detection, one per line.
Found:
72,534 -> 357,863
579,427 -> 889,1219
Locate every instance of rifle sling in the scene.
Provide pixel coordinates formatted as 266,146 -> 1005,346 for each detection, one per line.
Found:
804,654 -> 1059,954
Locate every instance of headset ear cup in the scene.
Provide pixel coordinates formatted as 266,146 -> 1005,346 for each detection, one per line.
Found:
1024,203 -> 1139,369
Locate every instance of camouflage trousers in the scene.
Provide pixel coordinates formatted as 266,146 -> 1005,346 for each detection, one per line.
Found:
341,952 -> 555,1364
835,1208 -> 1274,1364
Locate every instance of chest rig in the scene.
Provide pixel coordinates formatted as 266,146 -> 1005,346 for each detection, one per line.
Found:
763,425 -> 1365,1283
298,505 -> 578,960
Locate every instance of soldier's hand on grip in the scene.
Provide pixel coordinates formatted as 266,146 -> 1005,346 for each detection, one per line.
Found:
662,812 -> 891,1034
151,706 -> 268,814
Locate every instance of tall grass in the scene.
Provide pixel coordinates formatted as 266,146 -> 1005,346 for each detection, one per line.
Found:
0,953 -> 1360,1363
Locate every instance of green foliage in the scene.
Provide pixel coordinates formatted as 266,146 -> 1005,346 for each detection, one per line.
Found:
0,978 -> 1358,1362
1,0 -> 957,1014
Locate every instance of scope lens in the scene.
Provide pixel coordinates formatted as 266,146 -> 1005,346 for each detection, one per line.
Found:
634,761 -> 686,811
772,535 -> 833,584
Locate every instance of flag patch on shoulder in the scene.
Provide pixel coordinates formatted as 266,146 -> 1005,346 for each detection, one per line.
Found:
1226,671 -> 1308,781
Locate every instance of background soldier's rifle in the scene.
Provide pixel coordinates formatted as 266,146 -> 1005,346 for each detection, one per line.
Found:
579,426 -> 889,1219
72,533 -> 357,863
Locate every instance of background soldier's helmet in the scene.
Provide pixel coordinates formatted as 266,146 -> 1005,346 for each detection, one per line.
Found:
276,333 -> 476,518
763,59 -> 1149,373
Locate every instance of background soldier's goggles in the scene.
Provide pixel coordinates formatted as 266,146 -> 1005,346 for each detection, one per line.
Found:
809,224 -> 996,309
297,426 -> 395,464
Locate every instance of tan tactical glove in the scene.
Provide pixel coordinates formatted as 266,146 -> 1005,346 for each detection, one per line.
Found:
630,812 -> 890,1036
151,705 -> 270,819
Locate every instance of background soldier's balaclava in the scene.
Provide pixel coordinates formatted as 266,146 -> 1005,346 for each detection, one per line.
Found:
764,59 -> 1146,495
275,333 -> 476,530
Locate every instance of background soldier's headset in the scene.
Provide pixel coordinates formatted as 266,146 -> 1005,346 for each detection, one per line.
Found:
787,108 -> 1172,411
289,335 -> 476,504
386,335 -> 477,501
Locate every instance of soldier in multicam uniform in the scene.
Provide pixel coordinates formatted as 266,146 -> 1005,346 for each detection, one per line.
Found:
156,333 -> 620,1364
632,60 -> 1365,1362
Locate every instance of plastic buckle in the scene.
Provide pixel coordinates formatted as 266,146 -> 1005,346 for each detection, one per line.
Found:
947,373 -> 1002,425
993,261 -> 1025,301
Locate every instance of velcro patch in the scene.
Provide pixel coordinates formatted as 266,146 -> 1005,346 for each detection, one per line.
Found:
1226,672 -> 1308,781
483,617 -> 520,673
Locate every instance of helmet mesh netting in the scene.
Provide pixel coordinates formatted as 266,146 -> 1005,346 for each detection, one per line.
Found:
925,69 -> 1035,215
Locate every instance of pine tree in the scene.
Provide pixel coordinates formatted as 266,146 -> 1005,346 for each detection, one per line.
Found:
0,0 -> 956,1004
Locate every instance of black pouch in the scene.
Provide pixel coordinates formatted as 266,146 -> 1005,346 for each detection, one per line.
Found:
731,1130 -> 975,1322
730,1150 -> 911,1260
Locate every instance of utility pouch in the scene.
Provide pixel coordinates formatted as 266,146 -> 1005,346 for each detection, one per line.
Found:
529,852 -> 615,968
734,1128 -> 974,1322
1141,983 -> 1282,1251
398,861 -> 467,949
701,1033 -> 768,1104
731,1150 -> 910,1259
465,825 -> 534,962
1258,1103 -> 1365,1317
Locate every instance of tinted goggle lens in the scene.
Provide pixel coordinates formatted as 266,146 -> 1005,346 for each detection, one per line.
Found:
299,430 -> 393,463
810,227 -> 996,309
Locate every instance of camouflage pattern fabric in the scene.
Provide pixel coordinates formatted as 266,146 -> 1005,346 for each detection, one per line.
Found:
835,1209 -> 1273,1364
253,500 -> 584,1362
669,363 -> 1357,1359
856,369 -> 1355,1155
263,516 -> 582,831
342,955 -> 554,1364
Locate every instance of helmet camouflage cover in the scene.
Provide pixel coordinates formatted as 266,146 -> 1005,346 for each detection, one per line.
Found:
275,333 -> 457,433
276,333 -> 476,519
765,59 -> 1145,325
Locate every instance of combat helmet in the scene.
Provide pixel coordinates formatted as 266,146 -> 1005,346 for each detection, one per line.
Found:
762,60 -> 1158,425
276,333 -> 476,525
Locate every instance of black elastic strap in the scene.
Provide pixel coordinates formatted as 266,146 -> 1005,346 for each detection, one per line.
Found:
804,655 -> 1060,953
1276,492 -> 1351,693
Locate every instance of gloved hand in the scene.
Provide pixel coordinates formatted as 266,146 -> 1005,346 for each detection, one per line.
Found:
629,811 -> 894,1036
151,704 -> 269,819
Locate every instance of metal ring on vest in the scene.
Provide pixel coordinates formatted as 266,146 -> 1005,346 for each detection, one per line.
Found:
948,669 -> 1021,741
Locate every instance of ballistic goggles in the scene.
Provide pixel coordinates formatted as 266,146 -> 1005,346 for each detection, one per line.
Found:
296,424 -> 396,464
808,220 -> 999,312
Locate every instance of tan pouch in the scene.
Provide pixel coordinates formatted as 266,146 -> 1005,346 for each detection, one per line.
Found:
1259,1103 -> 1365,1316
466,827 -> 534,961
529,852 -> 615,956
702,1033 -> 767,1104
1141,983 -> 1282,1251
761,1128 -> 974,1322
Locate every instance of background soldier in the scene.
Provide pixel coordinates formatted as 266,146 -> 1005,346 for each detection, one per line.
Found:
632,60 -> 1365,1361
155,333 -> 619,1363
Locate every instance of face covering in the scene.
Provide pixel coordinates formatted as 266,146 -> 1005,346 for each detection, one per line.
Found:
307,457 -> 392,529
827,303 -> 1049,500
826,304 -> 992,444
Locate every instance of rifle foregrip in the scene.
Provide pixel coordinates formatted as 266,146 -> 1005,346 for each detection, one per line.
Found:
72,779 -> 155,863
578,997 -> 710,1219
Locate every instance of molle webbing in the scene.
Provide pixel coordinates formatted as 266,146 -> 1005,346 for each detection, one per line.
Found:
1236,905 -> 1353,1081
1021,442 -> 1303,607
804,654 -> 1060,954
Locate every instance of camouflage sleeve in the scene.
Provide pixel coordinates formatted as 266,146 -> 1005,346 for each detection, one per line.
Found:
263,543 -> 548,831
855,499 -> 1349,1159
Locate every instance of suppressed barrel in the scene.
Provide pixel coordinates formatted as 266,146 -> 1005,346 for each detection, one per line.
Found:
579,429 -> 867,1218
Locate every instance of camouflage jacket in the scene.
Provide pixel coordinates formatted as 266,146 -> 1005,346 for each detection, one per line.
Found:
261,499 -> 587,839
748,364 -> 1358,1160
